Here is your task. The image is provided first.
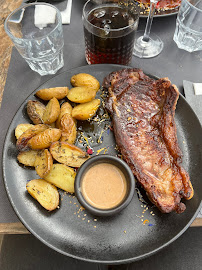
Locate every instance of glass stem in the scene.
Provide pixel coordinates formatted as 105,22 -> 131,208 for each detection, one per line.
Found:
142,0 -> 158,42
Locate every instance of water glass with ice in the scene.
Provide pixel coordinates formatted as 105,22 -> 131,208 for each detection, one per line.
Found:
173,0 -> 202,52
4,3 -> 64,76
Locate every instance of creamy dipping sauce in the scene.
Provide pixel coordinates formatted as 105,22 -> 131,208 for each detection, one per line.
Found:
81,163 -> 127,210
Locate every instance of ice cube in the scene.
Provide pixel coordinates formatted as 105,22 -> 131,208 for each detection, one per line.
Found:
106,19 -> 112,24
111,10 -> 119,17
101,19 -> 111,25
122,12 -> 129,19
94,9 -> 106,18
104,24 -> 110,35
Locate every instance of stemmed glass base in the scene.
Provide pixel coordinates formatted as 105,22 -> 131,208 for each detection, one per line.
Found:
133,30 -> 164,58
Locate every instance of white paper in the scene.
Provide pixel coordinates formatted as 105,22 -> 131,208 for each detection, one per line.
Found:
34,5 -> 56,29
193,83 -> 202,95
61,0 -> 72,24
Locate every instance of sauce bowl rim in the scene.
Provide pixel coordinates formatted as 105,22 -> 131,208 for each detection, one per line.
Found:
74,154 -> 135,216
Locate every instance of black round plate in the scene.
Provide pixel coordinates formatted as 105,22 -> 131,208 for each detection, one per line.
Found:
3,64 -> 202,264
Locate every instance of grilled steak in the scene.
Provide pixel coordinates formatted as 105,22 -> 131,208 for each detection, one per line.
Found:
103,68 -> 193,213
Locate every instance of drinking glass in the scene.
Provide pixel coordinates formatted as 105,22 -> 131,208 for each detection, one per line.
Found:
83,0 -> 140,65
4,3 -> 64,76
173,0 -> 202,52
133,0 -> 164,58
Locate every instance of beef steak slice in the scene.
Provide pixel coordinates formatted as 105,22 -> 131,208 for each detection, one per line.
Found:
103,68 -> 193,213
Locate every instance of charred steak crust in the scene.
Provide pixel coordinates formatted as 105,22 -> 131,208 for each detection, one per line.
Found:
103,68 -> 193,213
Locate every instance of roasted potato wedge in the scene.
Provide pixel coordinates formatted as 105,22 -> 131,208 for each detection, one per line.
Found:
67,86 -> 96,103
60,114 -> 77,144
56,102 -> 73,128
35,149 -> 53,178
28,128 -> 61,150
42,97 -> 60,124
15,123 -> 34,139
50,141 -> 89,167
44,164 -> 76,193
35,87 -> 69,100
16,124 -> 48,151
72,99 -> 100,120
27,100 -> 46,124
26,179 -> 59,211
60,101 -> 73,116
17,150 -> 38,166
70,73 -> 100,91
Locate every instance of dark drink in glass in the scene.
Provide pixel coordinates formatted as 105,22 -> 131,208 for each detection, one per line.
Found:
83,1 -> 139,65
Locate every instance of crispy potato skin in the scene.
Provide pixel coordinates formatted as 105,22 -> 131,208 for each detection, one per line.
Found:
27,100 -> 46,124
35,149 -> 53,178
16,124 -> 48,151
28,128 -> 62,150
26,179 -> 59,211
50,141 -> 89,167
72,99 -> 100,120
15,123 -> 34,139
59,114 -> 77,144
17,150 -> 38,166
56,102 -> 73,129
42,97 -> 60,124
44,164 -> 76,193
60,102 -> 73,115
70,73 -> 100,91
67,86 -> 96,103
35,87 -> 69,100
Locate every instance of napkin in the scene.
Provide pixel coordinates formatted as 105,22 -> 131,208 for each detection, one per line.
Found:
34,0 -> 72,28
183,80 -> 202,219
183,80 -> 202,124
34,5 -> 56,29
193,83 -> 202,95
61,0 -> 72,24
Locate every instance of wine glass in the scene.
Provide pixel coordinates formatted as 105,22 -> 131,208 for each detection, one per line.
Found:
133,0 -> 163,58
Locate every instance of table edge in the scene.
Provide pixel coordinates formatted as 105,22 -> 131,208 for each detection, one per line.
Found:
0,219 -> 201,234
